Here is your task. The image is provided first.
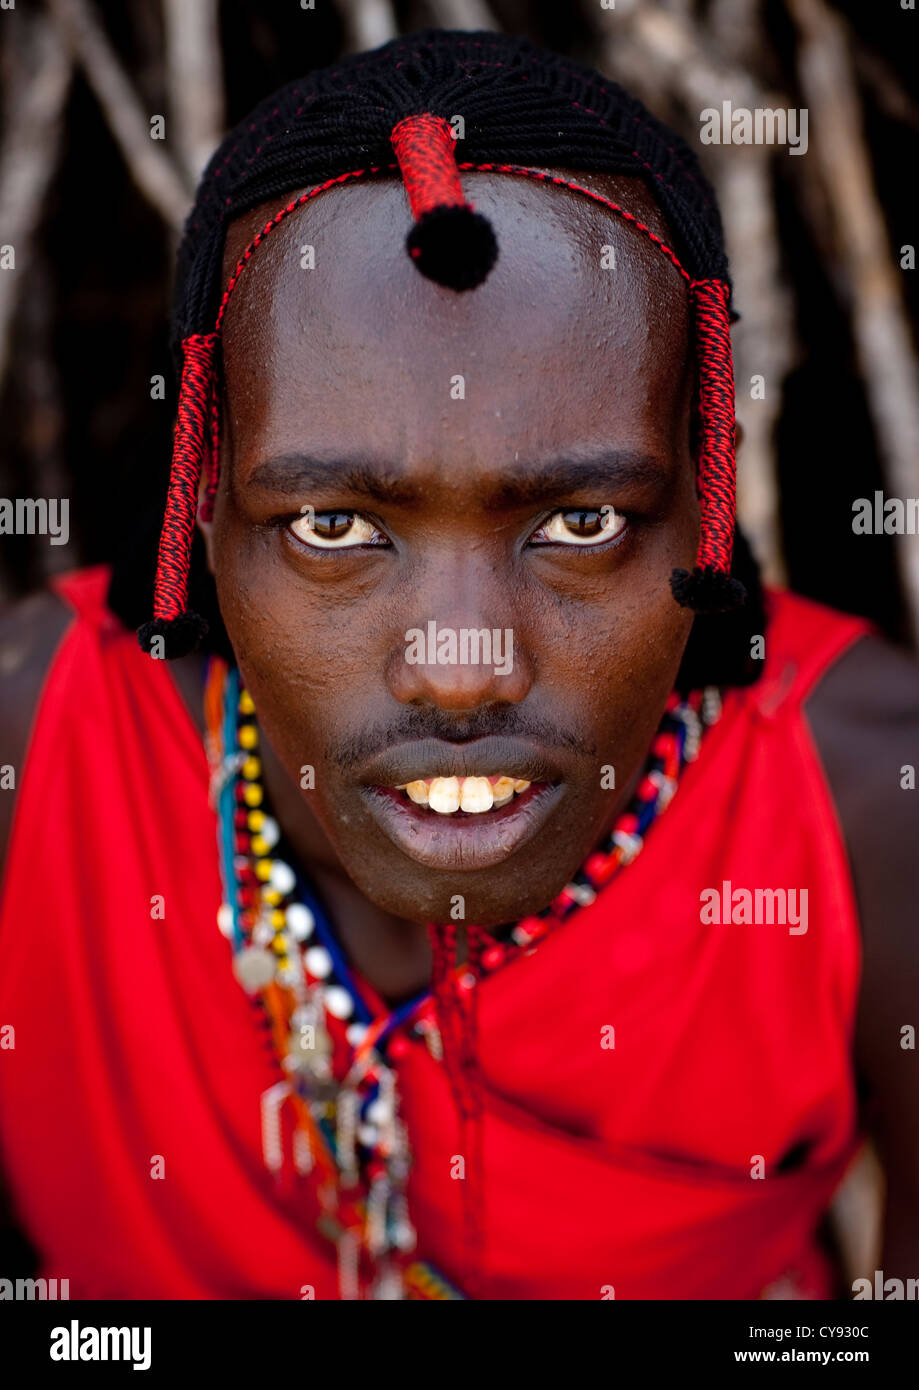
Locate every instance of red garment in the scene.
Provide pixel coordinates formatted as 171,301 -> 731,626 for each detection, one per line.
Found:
0,567 -> 869,1299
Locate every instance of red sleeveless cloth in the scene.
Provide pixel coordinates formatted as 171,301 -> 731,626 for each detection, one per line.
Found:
0,568 -> 869,1299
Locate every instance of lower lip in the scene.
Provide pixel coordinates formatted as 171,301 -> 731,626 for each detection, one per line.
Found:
360,782 -> 563,871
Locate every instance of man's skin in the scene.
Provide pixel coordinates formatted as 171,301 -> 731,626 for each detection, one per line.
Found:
1,170 -> 917,1284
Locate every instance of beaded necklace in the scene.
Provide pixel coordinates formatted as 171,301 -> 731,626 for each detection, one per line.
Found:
205,660 -> 721,1300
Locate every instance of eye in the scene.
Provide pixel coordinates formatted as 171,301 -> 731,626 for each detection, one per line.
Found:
287,509 -> 385,549
530,506 -> 626,546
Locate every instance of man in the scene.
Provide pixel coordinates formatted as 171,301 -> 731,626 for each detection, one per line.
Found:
0,29 -> 916,1301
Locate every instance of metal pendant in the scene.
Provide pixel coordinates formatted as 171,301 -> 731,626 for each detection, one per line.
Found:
232,945 -> 276,993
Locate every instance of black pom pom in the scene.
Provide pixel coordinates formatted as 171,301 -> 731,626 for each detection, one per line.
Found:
138,611 -> 209,659
670,565 -> 747,614
406,204 -> 498,292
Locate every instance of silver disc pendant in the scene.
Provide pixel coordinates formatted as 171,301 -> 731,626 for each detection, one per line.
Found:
232,946 -> 277,993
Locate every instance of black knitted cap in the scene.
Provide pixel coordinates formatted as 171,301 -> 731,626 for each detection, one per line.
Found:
171,27 -> 730,363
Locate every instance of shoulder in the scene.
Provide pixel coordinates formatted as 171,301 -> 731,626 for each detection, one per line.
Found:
805,631 -> 919,1186
804,630 -> 919,979
807,629 -> 919,1270
805,631 -> 919,872
0,587 -> 73,870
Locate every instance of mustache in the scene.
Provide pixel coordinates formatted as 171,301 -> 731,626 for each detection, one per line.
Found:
330,707 -> 595,775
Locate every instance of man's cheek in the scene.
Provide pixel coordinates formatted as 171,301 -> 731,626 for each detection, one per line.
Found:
237,660 -> 360,789
224,577 -> 373,687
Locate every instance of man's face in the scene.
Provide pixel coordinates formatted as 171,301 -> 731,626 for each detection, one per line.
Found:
206,170 -> 699,927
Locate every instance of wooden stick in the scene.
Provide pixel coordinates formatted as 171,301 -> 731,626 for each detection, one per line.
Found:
853,47 -> 919,136
790,0 -> 919,646
591,3 -> 791,583
425,0 -> 500,30
163,0 -> 225,185
47,0 -> 190,229
338,0 -> 398,55
20,253 -> 71,583
0,11 -> 72,393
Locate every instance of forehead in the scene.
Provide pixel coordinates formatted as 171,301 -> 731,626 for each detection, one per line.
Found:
218,170 -> 692,472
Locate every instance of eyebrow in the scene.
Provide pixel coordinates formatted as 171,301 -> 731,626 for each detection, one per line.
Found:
243,447 -> 669,508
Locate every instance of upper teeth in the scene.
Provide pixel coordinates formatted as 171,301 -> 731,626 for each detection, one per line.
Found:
429,777 -> 460,813
399,775 -> 532,814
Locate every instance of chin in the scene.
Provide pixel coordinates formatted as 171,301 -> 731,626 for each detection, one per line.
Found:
338,852 -> 570,930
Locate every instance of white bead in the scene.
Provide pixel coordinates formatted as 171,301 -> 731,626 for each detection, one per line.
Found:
285,903 -> 315,941
565,881 -> 596,907
259,816 -> 280,849
613,830 -> 643,864
323,985 -> 353,1019
656,776 -> 677,809
393,1222 -> 417,1252
269,860 -> 296,894
217,904 -> 234,938
358,1124 -> 378,1147
702,686 -> 722,726
346,1022 -> 368,1046
366,1097 -> 392,1126
304,945 -> 332,979
252,921 -> 274,947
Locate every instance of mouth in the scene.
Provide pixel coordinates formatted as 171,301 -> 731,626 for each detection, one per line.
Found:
355,739 -> 566,872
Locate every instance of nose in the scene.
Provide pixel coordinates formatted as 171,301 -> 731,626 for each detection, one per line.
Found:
386,559 -> 533,713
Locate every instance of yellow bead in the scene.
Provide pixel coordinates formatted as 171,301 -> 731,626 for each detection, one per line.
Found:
239,725 -> 258,750
251,835 -> 268,857
247,809 -> 264,832
242,756 -> 261,781
255,859 -> 273,882
243,783 -> 262,807
238,689 -> 255,715
271,909 -> 286,929
263,889 -> 282,906
271,936 -> 286,955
